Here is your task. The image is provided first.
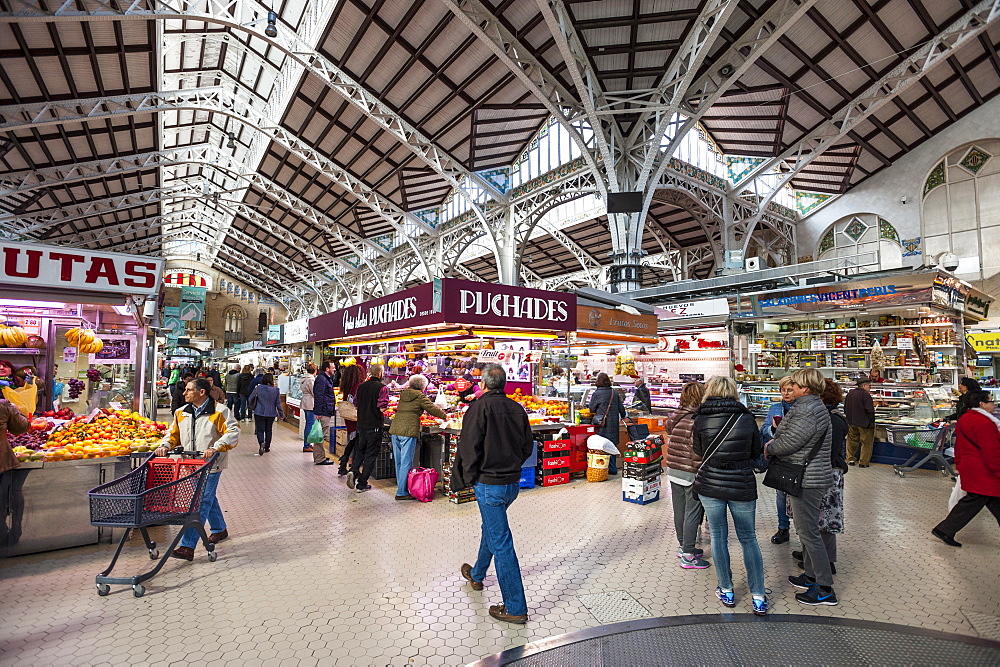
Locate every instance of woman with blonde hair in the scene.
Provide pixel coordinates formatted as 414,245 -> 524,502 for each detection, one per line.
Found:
665,381 -> 707,566
766,367 -> 837,606
693,376 -> 767,614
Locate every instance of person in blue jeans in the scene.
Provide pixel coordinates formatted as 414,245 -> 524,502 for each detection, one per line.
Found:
761,377 -> 795,544
452,365 -> 534,624
693,376 -> 768,615
155,378 -> 240,560
388,374 -> 446,500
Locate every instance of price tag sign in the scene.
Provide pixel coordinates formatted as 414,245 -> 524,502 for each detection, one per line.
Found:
810,338 -> 828,350
899,368 -> 915,380
896,337 -> 913,350
748,343 -> 762,354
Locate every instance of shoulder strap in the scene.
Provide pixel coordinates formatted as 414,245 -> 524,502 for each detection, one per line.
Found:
599,389 -> 614,420
697,412 -> 740,472
803,415 -> 830,466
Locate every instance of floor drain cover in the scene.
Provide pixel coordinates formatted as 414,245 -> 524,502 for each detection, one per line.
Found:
577,591 -> 652,624
963,610 -> 1000,641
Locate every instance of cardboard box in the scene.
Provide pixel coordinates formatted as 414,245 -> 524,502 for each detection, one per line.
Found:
622,460 -> 663,480
622,477 -> 661,494
622,490 -> 660,505
621,451 -> 663,464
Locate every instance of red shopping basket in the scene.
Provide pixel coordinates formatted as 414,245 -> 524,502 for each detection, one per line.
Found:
144,457 -> 208,513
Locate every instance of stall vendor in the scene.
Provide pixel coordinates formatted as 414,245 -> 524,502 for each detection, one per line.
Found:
867,369 -> 886,383
448,373 -> 482,403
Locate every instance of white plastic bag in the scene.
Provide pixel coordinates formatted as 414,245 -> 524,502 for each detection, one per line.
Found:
947,475 -> 966,511
434,387 -> 448,409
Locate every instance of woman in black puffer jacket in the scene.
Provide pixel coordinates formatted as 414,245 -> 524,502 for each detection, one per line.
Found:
693,376 -> 767,615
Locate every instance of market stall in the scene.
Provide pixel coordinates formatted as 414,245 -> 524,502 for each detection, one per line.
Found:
307,279 -> 580,497
731,270 -> 993,465
1,241 -> 165,556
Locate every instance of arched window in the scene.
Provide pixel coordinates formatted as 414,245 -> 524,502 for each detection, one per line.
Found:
816,214 -> 902,269
224,306 -> 246,342
922,140 -> 1000,278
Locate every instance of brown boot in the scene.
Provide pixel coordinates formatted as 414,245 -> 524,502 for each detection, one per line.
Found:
489,604 -> 527,624
461,563 -> 483,590
171,546 -> 194,561
208,529 -> 229,544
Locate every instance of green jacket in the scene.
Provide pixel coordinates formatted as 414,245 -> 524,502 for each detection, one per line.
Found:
389,388 -> 447,438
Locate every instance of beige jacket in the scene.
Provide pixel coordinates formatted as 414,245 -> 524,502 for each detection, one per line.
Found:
160,398 -> 239,472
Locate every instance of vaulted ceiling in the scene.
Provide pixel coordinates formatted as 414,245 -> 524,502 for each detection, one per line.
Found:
1,0 -> 998,299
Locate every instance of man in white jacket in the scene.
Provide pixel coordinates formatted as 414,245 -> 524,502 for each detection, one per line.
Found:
156,378 -> 240,561
276,368 -> 291,422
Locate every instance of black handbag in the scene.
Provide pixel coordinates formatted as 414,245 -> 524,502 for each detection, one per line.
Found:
591,392 -> 614,428
763,420 -> 828,497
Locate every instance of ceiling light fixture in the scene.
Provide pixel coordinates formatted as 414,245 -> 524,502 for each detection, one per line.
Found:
226,132 -> 237,149
264,11 -> 279,38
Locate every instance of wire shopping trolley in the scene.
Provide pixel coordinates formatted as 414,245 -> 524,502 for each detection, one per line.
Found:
88,450 -> 218,597
887,423 -> 957,480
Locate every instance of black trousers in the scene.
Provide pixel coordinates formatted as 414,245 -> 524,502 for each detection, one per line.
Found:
935,491 -> 1000,536
350,428 -> 383,487
254,415 -> 275,450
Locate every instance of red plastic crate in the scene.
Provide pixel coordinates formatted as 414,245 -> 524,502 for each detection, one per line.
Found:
144,457 -> 208,514
539,439 -> 572,453
541,456 -> 571,469
537,471 -> 570,487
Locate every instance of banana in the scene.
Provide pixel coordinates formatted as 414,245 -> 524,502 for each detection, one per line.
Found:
78,329 -> 95,346
10,327 -> 27,346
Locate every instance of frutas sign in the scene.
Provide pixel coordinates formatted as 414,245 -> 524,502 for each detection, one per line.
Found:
1,241 -> 164,296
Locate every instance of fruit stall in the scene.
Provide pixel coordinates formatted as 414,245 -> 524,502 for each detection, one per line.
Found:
2,409 -> 168,557
2,241 -> 165,557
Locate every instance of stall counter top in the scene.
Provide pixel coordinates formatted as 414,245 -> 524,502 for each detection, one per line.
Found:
12,455 -> 130,470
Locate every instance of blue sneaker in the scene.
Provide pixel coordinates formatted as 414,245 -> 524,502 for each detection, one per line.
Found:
752,595 -> 768,615
715,587 -> 735,607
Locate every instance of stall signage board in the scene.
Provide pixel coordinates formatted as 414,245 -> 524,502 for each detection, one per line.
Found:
753,272 -> 943,316
748,343 -> 763,354
308,279 -> 576,342
282,318 -> 308,344
966,331 -> 1000,353
657,297 -> 729,319
1,240 -> 164,295
896,337 -> 913,350
810,339 -> 828,350
576,305 -> 657,336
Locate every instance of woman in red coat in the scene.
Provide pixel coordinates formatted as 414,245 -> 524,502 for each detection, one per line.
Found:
932,391 -> 1000,547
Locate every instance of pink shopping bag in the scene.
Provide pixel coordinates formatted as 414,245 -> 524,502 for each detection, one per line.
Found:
407,467 -> 439,503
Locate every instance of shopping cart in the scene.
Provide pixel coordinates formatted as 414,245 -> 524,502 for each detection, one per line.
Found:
88,450 -> 218,598
887,424 -> 957,480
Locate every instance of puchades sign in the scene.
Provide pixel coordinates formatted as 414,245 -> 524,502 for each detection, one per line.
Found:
308,279 -> 576,342
1,240 -> 164,296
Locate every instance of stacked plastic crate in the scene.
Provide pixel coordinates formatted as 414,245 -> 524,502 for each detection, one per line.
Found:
442,435 -> 475,504
536,435 -> 571,487
621,434 -> 664,505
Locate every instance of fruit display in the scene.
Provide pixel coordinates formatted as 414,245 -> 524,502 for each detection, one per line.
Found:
12,409 -> 168,463
86,368 -> 103,382
505,388 -> 570,418
0,322 -> 29,347
66,327 -> 104,354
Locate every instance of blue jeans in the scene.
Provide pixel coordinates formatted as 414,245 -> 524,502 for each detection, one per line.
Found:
608,454 -> 617,474
302,409 -> 315,448
226,392 -> 238,413
699,496 -> 765,597
776,490 -> 789,530
391,435 -> 417,496
235,395 -> 249,420
471,482 -> 527,616
180,471 -> 225,549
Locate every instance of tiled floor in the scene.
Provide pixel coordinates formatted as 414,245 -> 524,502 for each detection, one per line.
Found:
2,422 -> 999,666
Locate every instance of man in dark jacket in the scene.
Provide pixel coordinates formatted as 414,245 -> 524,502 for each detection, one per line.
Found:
844,378 -> 875,467
454,365 -> 533,625
312,361 -> 338,465
347,364 -> 389,493
632,376 -> 652,413
171,373 -> 194,412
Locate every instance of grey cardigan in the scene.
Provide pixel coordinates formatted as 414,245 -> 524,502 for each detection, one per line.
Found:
767,393 -> 834,489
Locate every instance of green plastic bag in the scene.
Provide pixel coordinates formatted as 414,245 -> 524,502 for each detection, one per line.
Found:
307,420 -> 325,444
